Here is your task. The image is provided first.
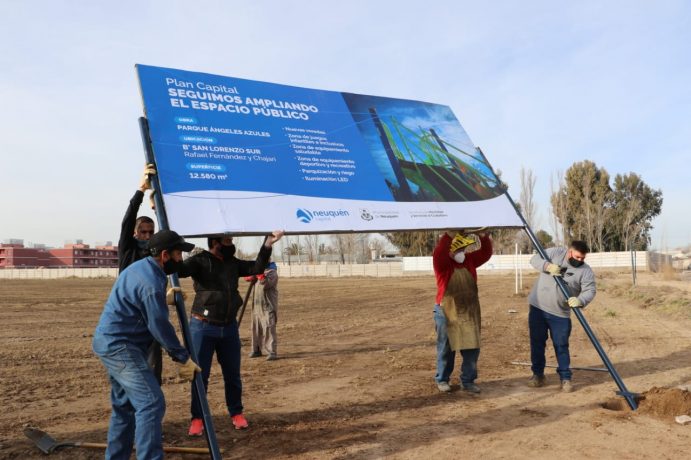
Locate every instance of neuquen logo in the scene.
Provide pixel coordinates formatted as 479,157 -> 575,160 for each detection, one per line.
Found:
359,208 -> 374,221
296,208 -> 313,223
296,208 -> 350,223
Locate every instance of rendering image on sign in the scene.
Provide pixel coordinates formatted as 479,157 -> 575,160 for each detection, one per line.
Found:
136,64 -> 522,236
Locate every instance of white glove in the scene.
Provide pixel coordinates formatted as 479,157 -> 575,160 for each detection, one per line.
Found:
176,359 -> 201,382
568,297 -> 583,308
545,263 -> 563,276
166,287 -> 187,306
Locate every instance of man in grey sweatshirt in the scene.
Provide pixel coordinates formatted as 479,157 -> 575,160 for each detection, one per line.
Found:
527,240 -> 596,392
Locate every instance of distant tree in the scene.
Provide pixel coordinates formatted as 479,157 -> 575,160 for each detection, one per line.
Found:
551,160 -> 613,251
549,170 -> 567,246
535,229 -> 554,248
519,167 -> 537,229
610,173 -> 662,250
518,167 -> 537,252
383,231 -> 439,256
490,228 -> 523,254
551,162 -> 663,251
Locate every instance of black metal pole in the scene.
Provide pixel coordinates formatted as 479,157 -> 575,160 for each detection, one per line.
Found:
368,107 -> 414,200
476,147 -> 638,410
139,117 -> 224,459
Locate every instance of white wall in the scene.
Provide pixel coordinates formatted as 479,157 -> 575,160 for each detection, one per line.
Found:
0,251 -> 652,279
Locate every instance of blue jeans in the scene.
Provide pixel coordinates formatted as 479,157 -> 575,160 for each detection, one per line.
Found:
93,341 -> 165,460
190,317 -> 243,418
434,304 -> 480,386
529,305 -> 572,381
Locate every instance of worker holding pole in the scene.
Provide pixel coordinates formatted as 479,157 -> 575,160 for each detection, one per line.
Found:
117,164 -> 165,385
527,240 -> 596,392
93,229 -> 201,460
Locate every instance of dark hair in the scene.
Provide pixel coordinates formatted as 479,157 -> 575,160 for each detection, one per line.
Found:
134,216 -> 154,232
570,240 -> 590,254
207,236 -> 222,249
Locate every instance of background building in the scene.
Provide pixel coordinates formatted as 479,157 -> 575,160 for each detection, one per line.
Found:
0,239 -> 117,268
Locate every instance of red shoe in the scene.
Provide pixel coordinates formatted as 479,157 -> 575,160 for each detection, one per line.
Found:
188,418 -> 204,437
231,414 -> 249,430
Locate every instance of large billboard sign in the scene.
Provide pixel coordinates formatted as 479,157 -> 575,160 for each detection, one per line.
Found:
136,64 -> 522,236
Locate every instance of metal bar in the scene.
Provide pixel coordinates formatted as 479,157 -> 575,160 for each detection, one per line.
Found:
476,147 -> 638,410
139,117 -> 224,459
510,361 -> 609,373
368,107 -> 413,200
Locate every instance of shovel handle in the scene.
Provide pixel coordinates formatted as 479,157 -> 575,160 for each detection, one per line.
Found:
75,442 -> 214,454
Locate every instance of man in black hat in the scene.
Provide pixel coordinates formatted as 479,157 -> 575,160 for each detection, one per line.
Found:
93,229 -> 201,460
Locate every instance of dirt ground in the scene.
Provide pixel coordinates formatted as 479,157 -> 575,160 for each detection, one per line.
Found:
1,271 -> 690,459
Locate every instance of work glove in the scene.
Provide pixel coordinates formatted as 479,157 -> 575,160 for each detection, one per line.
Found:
166,287 -> 187,306
545,263 -> 563,276
176,358 -> 201,382
139,164 -> 156,191
568,297 -> 583,308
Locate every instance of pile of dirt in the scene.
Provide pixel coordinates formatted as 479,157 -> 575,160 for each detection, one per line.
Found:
601,387 -> 691,419
638,387 -> 691,419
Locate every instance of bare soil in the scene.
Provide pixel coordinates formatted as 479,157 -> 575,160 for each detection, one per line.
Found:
1,272 -> 690,459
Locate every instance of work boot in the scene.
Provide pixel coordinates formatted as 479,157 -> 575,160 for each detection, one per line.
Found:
527,374 -> 546,388
188,418 -> 204,437
561,380 -> 574,393
231,414 -> 249,430
462,383 -> 482,394
266,354 -> 278,361
436,381 -> 452,393
248,351 -> 262,358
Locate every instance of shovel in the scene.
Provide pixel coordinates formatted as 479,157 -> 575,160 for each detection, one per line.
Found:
24,427 -> 214,455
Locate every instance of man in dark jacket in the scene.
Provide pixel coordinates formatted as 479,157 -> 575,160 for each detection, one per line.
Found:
180,231 -> 284,436
118,164 -> 156,273
117,164 -> 164,384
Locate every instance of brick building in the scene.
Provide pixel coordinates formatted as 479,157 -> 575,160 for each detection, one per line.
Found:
0,240 -> 118,268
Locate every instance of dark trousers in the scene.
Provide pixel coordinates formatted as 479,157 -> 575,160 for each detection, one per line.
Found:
190,317 -> 243,418
529,305 -> 572,381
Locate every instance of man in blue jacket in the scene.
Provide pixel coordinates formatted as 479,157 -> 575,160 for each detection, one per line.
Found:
117,164 -> 164,385
93,229 -> 201,460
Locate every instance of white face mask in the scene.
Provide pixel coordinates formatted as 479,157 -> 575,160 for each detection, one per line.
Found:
452,252 -> 466,264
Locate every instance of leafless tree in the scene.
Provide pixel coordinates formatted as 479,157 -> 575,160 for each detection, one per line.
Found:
519,167 -> 537,229
549,170 -> 567,246
518,166 -> 537,252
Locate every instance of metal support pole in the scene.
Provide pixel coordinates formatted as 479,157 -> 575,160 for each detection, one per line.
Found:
514,243 -> 519,294
139,117 -> 224,459
476,147 -> 638,410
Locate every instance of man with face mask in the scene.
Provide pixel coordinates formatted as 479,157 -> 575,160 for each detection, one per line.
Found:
93,229 -> 201,460
178,231 -> 284,436
117,164 -> 165,385
527,240 -> 596,392
118,164 -> 157,273
432,230 -> 493,393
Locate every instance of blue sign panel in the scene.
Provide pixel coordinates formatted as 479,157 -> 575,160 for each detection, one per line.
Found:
136,64 -> 519,235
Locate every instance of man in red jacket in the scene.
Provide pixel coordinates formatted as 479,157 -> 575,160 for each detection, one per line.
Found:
432,230 -> 493,393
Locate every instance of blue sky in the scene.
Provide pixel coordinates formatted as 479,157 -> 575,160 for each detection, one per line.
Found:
1,1 -> 689,249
